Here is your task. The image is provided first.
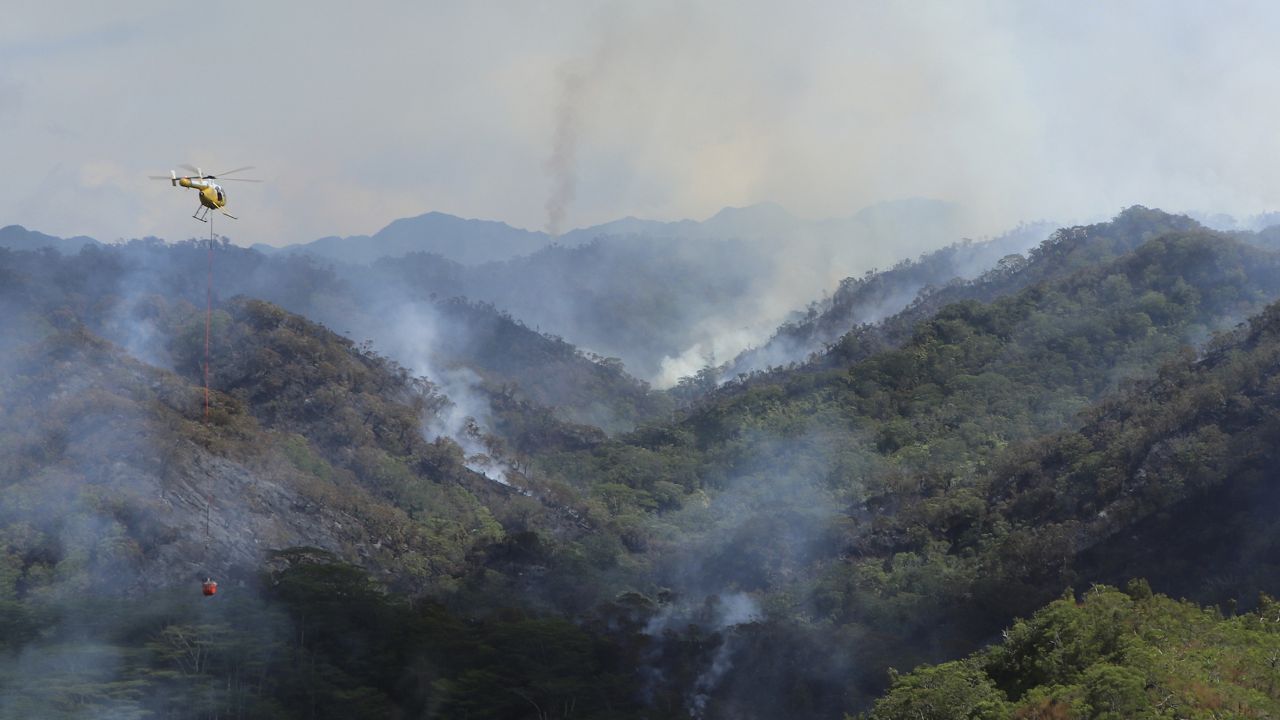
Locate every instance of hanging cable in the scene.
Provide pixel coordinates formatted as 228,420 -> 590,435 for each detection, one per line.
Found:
205,215 -> 213,420
205,492 -> 213,550
202,224 -> 217,598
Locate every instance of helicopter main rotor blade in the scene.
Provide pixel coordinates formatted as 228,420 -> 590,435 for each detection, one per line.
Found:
213,166 -> 255,177
217,178 -> 263,183
148,175 -> 173,180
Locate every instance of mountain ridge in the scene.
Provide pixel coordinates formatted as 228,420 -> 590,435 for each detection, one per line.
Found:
257,197 -> 969,267
0,224 -> 98,254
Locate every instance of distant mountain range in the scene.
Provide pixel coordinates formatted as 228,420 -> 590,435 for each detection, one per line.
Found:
264,212 -> 550,266
252,198 -> 969,267
0,225 -> 97,254
11,204 -> 1280,271
2,199 -> 963,268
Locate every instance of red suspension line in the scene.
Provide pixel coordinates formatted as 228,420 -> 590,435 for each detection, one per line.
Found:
205,215 -> 213,420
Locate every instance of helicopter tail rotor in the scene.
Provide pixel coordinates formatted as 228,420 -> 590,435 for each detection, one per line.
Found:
147,170 -> 180,186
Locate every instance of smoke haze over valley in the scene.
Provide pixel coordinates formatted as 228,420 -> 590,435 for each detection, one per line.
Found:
9,2 -> 1280,718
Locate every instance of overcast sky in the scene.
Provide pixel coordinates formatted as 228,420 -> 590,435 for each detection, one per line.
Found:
3,0 -> 1278,246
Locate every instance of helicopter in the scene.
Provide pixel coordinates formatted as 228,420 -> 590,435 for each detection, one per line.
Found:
150,164 -> 261,221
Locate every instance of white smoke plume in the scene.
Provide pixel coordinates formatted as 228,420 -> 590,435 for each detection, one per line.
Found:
384,303 -> 513,484
643,591 -> 764,719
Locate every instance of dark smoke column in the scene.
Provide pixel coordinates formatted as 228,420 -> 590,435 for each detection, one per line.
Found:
544,67 -> 586,238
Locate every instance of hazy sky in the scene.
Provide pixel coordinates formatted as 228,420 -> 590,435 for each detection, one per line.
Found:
3,0 -> 1278,246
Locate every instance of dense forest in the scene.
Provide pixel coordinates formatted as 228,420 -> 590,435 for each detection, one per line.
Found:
4,207 -> 1280,717
867,583 -> 1280,719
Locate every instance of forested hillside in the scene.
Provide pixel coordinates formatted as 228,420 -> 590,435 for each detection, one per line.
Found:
809,206 -> 1206,371
7,208 -> 1280,717
728,221 -> 1052,375
518,209 -> 1280,712
0,294 -> 526,594
0,240 -> 667,433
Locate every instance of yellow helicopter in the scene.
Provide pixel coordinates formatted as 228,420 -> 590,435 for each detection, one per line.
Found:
150,164 -> 261,221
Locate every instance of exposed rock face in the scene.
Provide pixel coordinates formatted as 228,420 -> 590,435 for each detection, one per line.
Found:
16,410 -> 404,598
130,447 -> 355,591
1,321 -> 440,599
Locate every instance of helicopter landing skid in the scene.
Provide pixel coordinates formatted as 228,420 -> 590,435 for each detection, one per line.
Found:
193,205 -> 210,222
